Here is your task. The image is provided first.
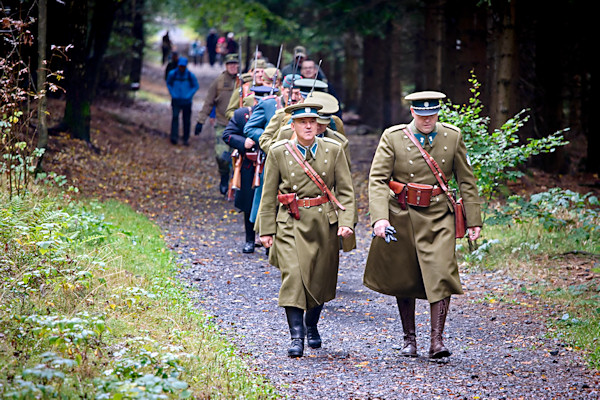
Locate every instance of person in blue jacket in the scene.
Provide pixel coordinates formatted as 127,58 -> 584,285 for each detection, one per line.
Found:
166,57 -> 199,145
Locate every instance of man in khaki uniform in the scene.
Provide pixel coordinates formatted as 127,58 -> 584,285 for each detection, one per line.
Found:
195,53 -> 240,194
225,58 -> 267,120
364,91 -> 482,359
258,103 -> 356,358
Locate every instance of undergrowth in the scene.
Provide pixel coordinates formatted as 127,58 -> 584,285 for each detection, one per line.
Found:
458,188 -> 600,369
0,185 -> 278,399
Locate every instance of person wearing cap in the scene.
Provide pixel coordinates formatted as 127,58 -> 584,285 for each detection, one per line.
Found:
257,74 -> 304,154
306,91 -> 345,135
243,71 -> 304,224
225,58 -> 267,120
363,91 -> 482,359
280,46 -> 306,77
222,94 -> 260,253
166,56 -> 199,146
194,53 -> 240,194
258,103 -> 356,358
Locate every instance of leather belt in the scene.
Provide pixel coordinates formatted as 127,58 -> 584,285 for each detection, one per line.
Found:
296,195 -> 329,208
389,181 -> 444,197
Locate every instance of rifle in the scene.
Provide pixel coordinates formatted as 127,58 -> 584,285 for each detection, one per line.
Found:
287,53 -> 301,106
237,38 -> 244,108
270,44 -> 283,95
231,149 -> 242,190
251,44 -> 259,87
307,59 -> 323,97
252,149 -> 265,189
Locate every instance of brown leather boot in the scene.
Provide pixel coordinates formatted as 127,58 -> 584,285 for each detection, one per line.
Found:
429,297 -> 451,358
396,297 -> 417,357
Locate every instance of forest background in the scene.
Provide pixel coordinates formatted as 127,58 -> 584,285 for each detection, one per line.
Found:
2,0 -> 597,178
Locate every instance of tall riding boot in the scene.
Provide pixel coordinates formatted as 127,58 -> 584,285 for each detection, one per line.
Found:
429,296 -> 451,359
396,297 -> 417,357
284,307 -> 305,357
304,304 -> 323,349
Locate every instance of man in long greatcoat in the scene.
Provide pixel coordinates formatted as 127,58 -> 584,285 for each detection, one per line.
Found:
364,91 -> 482,359
258,103 -> 356,358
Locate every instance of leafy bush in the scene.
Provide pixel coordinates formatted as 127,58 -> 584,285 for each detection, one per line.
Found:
441,71 -> 569,206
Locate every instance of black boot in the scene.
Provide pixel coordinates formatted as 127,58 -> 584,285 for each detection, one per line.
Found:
305,304 -> 323,349
396,297 -> 417,357
285,307 -> 305,357
429,297 -> 451,359
219,173 -> 229,195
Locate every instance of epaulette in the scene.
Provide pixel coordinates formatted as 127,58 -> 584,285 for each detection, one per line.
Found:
326,129 -> 348,143
271,139 -> 289,149
440,122 -> 460,132
384,124 -> 408,134
321,136 -> 341,147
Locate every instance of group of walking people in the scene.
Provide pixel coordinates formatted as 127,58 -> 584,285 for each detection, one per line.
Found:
171,41 -> 483,359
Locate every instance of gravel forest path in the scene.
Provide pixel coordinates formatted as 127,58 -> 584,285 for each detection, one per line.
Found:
46,61 -> 599,399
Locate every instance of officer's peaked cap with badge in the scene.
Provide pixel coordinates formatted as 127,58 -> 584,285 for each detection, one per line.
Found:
250,85 -> 273,98
305,91 -> 339,115
405,91 -> 446,116
284,102 -> 322,119
293,78 -> 328,97
224,53 -> 239,64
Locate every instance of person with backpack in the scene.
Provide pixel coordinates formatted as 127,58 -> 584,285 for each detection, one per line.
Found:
166,57 -> 199,145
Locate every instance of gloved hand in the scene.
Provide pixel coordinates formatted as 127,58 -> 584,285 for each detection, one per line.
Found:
194,122 -> 203,136
371,225 -> 397,244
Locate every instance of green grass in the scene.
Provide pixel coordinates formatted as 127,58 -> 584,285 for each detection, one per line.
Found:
458,202 -> 600,369
0,186 -> 279,399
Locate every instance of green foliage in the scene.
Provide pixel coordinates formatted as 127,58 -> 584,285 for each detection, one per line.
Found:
441,72 -> 569,206
0,188 -> 278,399
486,188 -> 599,241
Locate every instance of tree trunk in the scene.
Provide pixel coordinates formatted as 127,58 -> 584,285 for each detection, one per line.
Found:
36,0 -> 48,154
62,0 -> 120,142
422,0 -> 445,90
360,33 -> 387,129
342,31 -> 361,113
489,1 -> 517,131
129,0 -> 144,88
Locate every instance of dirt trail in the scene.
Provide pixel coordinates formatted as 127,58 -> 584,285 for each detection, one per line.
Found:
45,61 -> 599,399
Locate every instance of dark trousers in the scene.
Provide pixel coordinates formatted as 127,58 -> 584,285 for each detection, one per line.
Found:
171,102 -> 192,144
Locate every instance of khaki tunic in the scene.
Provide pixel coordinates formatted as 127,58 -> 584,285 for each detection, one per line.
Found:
258,137 -> 356,310
363,121 -> 482,303
197,71 -> 237,126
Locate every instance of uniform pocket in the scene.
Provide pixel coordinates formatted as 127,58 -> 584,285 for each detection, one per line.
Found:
389,197 -> 403,215
326,209 -> 338,225
276,207 -> 290,223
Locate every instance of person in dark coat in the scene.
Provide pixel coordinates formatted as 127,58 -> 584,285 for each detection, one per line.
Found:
206,28 -> 218,66
222,95 -> 258,253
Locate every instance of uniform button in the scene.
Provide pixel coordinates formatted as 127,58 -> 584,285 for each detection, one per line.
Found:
409,160 -> 413,165
444,132 -> 448,137
410,173 -> 414,178
442,159 -> 445,163
285,150 -> 289,155
325,148 -> 329,153
322,172 -> 326,176
289,160 -> 293,165
407,146 -> 411,151
291,172 -> 295,177
318,208 -> 322,212
293,185 -> 297,190
404,135 -> 408,139
444,146 -> 448,151
324,159 -> 328,163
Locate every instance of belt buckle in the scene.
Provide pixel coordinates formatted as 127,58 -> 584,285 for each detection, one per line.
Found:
302,198 -> 311,208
